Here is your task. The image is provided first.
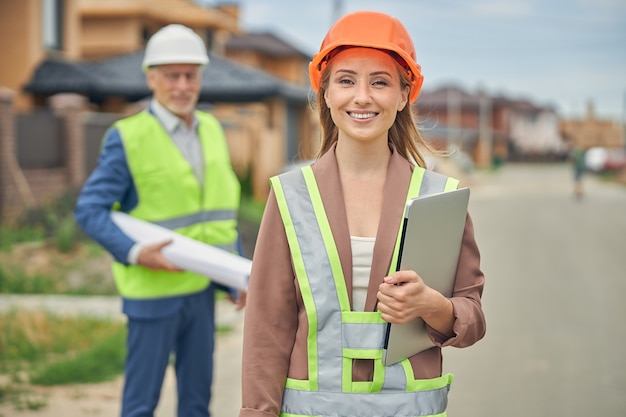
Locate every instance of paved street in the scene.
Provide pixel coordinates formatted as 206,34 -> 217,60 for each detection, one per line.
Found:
2,162 -> 625,416
444,163 -> 626,416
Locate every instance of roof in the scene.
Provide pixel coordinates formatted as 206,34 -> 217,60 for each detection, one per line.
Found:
417,85 -> 556,114
23,50 -> 309,104
79,0 -> 241,34
225,32 -> 312,59
416,86 -> 484,109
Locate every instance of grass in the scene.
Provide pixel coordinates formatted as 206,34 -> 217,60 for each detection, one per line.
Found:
0,241 -> 116,296
0,310 -> 127,412
0,265 -> 59,294
0,311 -> 126,375
29,329 -> 126,386
0,226 -> 45,252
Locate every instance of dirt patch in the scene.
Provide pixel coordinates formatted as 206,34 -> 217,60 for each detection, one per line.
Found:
0,376 -> 124,417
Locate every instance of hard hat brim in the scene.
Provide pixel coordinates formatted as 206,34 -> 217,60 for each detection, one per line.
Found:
309,42 -> 423,103
142,55 -> 209,72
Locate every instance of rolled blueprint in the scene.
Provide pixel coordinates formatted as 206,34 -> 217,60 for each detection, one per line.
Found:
111,211 -> 250,290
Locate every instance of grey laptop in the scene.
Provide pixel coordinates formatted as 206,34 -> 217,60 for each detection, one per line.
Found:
382,187 -> 470,365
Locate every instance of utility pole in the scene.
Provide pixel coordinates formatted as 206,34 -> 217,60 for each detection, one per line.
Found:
446,87 -> 461,146
478,90 -> 493,167
332,0 -> 344,23
623,90 -> 626,150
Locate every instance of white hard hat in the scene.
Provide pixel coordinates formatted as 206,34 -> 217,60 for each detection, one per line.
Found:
142,24 -> 209,71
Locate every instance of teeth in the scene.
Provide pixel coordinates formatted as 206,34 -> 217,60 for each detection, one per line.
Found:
350,112 -> 376,119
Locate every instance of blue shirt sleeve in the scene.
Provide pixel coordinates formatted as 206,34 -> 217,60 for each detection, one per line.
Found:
74,127 -> 138,264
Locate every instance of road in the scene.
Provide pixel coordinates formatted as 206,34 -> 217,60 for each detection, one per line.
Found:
2,163 -> 625,416
444,163 -> 626,416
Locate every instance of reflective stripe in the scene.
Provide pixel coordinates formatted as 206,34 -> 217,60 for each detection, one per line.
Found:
215,242 -> 237,252
152,209 -> 237,230
382,362 -> 408,392
274,169 -> 344,391
419,170 -> 447,196
342,322 -> 386,350
271,173 -> 321,391
282,375 -> 451,417
273,165 -> 458,416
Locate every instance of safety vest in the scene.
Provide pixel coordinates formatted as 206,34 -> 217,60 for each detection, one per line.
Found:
271,164 -> 459,417
111,110 -> 240,299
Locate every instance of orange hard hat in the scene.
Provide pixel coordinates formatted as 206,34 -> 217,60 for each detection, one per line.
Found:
309,11 -> 424,103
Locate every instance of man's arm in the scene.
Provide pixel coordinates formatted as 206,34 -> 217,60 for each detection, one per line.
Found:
74,128 -> 137,264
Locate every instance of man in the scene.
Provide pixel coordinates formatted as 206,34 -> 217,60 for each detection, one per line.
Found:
74,24 -> 245,417
570,145 -> 586,199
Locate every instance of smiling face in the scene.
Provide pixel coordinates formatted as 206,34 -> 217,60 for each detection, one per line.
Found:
146,63 -> 202,126
323,47 -> 410,147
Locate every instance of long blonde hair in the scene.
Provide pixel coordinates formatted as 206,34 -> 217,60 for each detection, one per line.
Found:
314,54 -> 436,168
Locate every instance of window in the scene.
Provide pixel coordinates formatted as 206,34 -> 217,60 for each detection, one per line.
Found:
205,29 -> 214,51
42,0 -> 63,51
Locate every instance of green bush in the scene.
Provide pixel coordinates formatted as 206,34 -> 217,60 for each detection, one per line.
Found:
239,195 -> 265,224
55,215 -> 77,253
1,189 -> 83,252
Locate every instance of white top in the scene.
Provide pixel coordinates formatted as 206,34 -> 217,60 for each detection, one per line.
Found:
151,99 -> 204,183
350,236 -> 376,311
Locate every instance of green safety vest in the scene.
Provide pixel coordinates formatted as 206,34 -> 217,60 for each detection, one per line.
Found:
271,164 -> 459,417
111,110 -> 240,299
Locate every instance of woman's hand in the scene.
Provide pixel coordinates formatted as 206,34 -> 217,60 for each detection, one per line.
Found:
377,270 -> 454,336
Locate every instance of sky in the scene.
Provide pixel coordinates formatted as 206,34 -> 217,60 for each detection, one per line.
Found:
219,0 -> 626,121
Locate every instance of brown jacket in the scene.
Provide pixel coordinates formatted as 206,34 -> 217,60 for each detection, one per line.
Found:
239,146 -> 486,417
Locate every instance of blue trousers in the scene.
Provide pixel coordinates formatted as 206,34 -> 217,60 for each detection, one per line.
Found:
121,287 -> 216,417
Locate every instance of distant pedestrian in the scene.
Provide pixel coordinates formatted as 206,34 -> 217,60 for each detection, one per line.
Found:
238,11 -> 486,417
74,24 -> 245,417
571,146 -> 586,198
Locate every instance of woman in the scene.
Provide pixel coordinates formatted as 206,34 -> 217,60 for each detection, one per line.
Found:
239,11 -> 486,417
